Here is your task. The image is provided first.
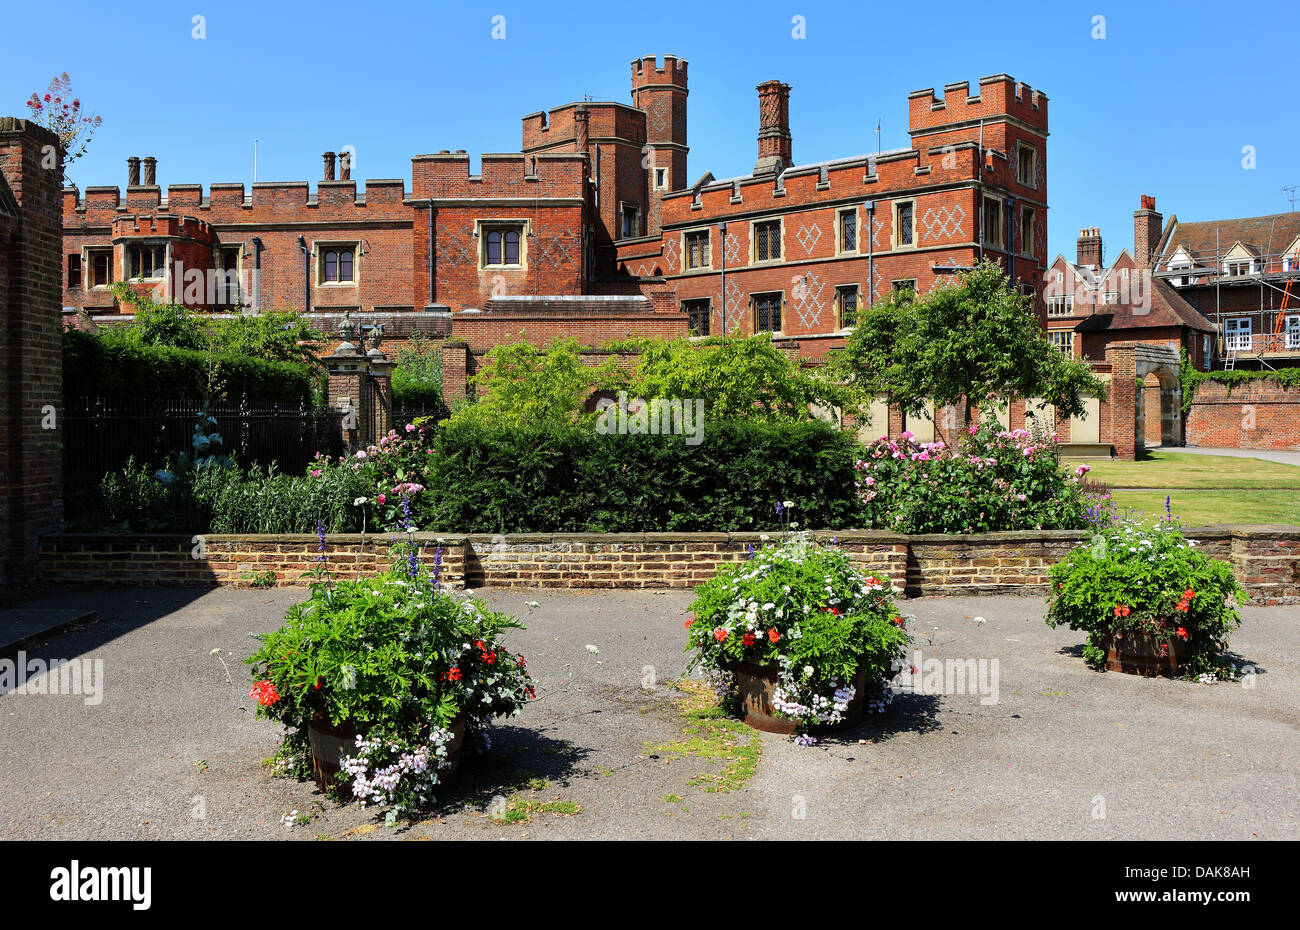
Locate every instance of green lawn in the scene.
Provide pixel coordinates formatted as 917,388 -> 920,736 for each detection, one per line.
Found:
1062,451 -> 1300,526
1108,489 -> 1300,526
1065,451 -> 1300,490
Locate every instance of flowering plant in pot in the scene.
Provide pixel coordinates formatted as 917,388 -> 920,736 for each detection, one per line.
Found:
1045,518 -> 1247,680
246,531 -> 534,820
685,531 -> 910,738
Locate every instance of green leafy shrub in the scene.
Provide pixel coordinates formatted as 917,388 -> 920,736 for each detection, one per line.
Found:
1045,519 -> 1247,679
246,541 -> 534,816
855,421 -> 1099,533
686,532 -> 910,733
416,418 -> 863,533
64,328 -> 314,403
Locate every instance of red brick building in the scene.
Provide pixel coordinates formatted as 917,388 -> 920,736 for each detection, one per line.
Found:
61,56 -> 1049,361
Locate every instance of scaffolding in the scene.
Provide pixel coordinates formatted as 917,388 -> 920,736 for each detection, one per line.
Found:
1153,233 -> 1300,370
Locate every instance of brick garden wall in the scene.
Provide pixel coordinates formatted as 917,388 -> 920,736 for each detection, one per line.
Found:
1185,380 -> 1300,451
37,526 -> 1300,605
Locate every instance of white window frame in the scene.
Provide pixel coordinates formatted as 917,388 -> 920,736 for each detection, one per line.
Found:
1046,294 -> 1075,317
475,220 -> 528,270
1047,329 -> 1074,354
892,199 -> 915,250
1285,314 -> 1300,350
653,167 -> 668,190
316,241 -> 361,285
1225,317 -> 1252,351
836,207 -> 859,255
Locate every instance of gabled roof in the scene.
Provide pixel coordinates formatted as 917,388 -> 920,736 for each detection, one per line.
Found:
1159,211 -> 1300,267
1073,277 -> 1215,334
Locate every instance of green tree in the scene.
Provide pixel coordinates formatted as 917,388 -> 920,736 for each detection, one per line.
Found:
831,260 -> 1105,424
211,310 -> 323,369
450,338 -> 601,429
606,333 -> 849,423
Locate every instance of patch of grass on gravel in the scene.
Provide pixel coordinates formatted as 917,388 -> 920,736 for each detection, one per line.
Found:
645,678 -> 761,794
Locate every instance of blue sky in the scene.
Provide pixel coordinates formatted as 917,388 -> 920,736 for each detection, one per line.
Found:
4,0 -> 1294,261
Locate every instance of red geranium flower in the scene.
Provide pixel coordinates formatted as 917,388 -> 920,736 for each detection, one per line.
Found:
713,628 -> 728,643
684,619 -> 693,629
742,632 -> 756,646
1176,627 -> 1189,640
443,667 -> 462,681
768,628 -> 780,643
249,680 -> 280,706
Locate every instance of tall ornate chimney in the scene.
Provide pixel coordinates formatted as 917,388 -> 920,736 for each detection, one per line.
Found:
142,156 -> 157,186
127,156 -> 141,187
754,80 -> 792,176
323,151 -> 336,181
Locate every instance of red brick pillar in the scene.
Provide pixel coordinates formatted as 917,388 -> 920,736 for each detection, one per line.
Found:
368,354 -> 396,436
1105,344 -> 1138,460
324,345 -> 370,451
1143,378 -> 1162,447
441,340 -> 469,403
1,117 -> 64,588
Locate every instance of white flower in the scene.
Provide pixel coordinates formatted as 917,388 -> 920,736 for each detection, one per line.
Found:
585,644 -> 600,655
782,500 -> 794,509
353,497 -> 367,506
973,616 -> 986,624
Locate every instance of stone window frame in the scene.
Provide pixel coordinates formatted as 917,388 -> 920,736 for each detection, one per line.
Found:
982,195 -> 1004,249
126,240 -> 169,281
315,240 -> 360,286
892,199 -> 916,250
891,278 -> 917,298
836,207 -> 859,255
682,226 -> 712,270
86,247 -> 114,288
750,217 -> 784,265
653,166 -> 669,191
1046,294 -> 1075,316
834,283 -> 860,331
619,202 -> 642,240
1016,142 -> 1037,189
751,290 -> 784,334
67,253 -> 83,290
475,219 -> 530,271
1019,205 -> 1036,256
215,244 -> 244,307
681,297 -> 712,336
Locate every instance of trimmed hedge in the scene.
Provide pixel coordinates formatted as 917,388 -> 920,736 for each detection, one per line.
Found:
415,419 -> 863,533
64,328 -> 317,403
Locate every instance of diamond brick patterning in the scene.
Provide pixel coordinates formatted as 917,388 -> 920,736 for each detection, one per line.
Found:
724,277 -> 745,331
796,222 -> 822,255
921,205 -> 965,243
792,271 -> 826,327
871,215 -> 885,251
724,231 -> 740,266
437,227 -> 474,268
650,101 -> 668,136
663,236 -> 677,272
535,234 -> 573,269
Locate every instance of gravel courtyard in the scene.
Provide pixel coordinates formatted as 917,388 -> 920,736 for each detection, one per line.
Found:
2,586 -> 1296,841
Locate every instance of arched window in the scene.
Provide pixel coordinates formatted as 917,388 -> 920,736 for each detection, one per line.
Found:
322,247 -> 356,283
482,225 -> 524,267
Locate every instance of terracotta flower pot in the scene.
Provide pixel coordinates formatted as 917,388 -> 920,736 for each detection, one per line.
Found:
307,713 -> 468,795
735,662 -> 867,734
1098,630 -> 1189,677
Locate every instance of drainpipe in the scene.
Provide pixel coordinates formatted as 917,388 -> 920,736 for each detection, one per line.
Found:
251,237 -> 264,312
427,199 -> 435,307
718,221 -> 728,336
864,200 -> 876,313
297,236 -> 310,313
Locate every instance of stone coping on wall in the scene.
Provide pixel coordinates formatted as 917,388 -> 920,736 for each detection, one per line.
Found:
37,526 -> 1300,604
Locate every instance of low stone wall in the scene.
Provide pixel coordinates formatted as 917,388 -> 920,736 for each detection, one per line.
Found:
37,526 -> 1300,604
1186,380 -> 1300,451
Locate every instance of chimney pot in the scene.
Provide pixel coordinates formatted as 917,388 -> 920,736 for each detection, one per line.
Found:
339,150 -> 352,181
142,156 -> 157,186
127,156 -> 141,187
323,151 -> 336,181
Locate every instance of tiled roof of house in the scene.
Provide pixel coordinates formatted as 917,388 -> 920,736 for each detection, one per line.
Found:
1073,277 -> 1215,334
1159,211 -> 1300,266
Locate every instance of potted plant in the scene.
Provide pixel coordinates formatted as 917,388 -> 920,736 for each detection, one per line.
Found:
246,530 -> 534,821
685,531 -> 910,739
1045,518 -> 1247,680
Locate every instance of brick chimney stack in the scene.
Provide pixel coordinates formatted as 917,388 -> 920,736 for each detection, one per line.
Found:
339,150 -> 352,181
142,156 -> 156,186
1076,227 -> 1103,268
1134,194 -> 1162,268
754,80 -> 792,176
323,151 -> 336,181
127,156 -> 140,187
